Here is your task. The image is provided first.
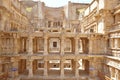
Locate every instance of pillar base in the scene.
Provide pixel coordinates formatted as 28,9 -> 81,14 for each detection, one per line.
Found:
44,52 -> 48,55
61,53 -> 64,55
44,72 -> 48,76
28,74 -> 33,78
89,76 -> 100,80
60,75 -> 64,78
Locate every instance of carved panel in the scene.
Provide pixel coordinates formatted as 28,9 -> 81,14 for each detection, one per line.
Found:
49,38 -> 60,53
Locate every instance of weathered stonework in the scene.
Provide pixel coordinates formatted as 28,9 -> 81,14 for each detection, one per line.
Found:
0,0 -> 120,80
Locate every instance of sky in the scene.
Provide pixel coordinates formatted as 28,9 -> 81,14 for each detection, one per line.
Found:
33,0 -> 92,7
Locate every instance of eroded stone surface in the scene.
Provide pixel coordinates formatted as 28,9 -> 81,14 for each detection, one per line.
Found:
0,0 -> 120,80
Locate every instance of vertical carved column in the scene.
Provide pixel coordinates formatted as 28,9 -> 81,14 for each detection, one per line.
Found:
11,58 -> 19,77
0,37 -> 1,55
37,38 -> 39,52
88,37 -> 94,54
75,37 -> 79,54
27,59 -> 33,77
79,39 -> 83,52
118,70 -> 120,80
28,37 -> 33,55
109,39 -> 112,48
14,37 -> 18,54
109,67 -> 115,79
44,60 -> 48,76
60,59 -> 64,77
61,36 -> 65,55
26,38 -> 28,53
115,39 -> 118,48
44,36 -> 48,55
6,38 -> 9,54
0,38 -> 3,54
104,37 -> 108,54
22,39 -> 24,52
115,69 -> 119,80
75,59 -> 79,77
89,60 -> 96,79
89,58 -> 100,80
0,58 -> 2,72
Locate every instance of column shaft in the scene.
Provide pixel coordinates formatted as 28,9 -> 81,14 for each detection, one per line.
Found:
115,39 -> 118,48
80,39 -> 83,52
61,60 -> 64,77
75,38 -> 79,54
28,37 -> 33,54
61,37 -> 64,55
28,59 -> 33,77
89,38 -> 93,54
14,38 -> 18,54
11,58 -> 19,77
0,38 -> 1,54
89,59 -> 99,80
44,60 -> 48,76
44,37 -> 48,55
75,60 -> 79,77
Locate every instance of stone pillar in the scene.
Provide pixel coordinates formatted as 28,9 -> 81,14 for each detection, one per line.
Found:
0,38 -> 1,55
75,59 -> 79,77
89,58 -> 100,80
61,36 -> 65,55
104,37 -> 108,54
44,37 -> 48,55
10,38 -> 13,53
0,58 -> 2,72
26,38 -> 28,53
75,37 -> 79,54
28,37 -> 33,55
60,59 -> 64,77
27,59 -> 33,77
115,39 -> 118,48
11,58 -> 19,77
89,37 -> 94,54
37,38 -> 40,52
44,60 -> 48,76
109,67 -> 115,79
118,70 -> 120,80
14,38 -> 18,54
109,39 -> 112,48
79,39 -> 83,52
115,69 -> 119,80
22,39 -> 24,52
